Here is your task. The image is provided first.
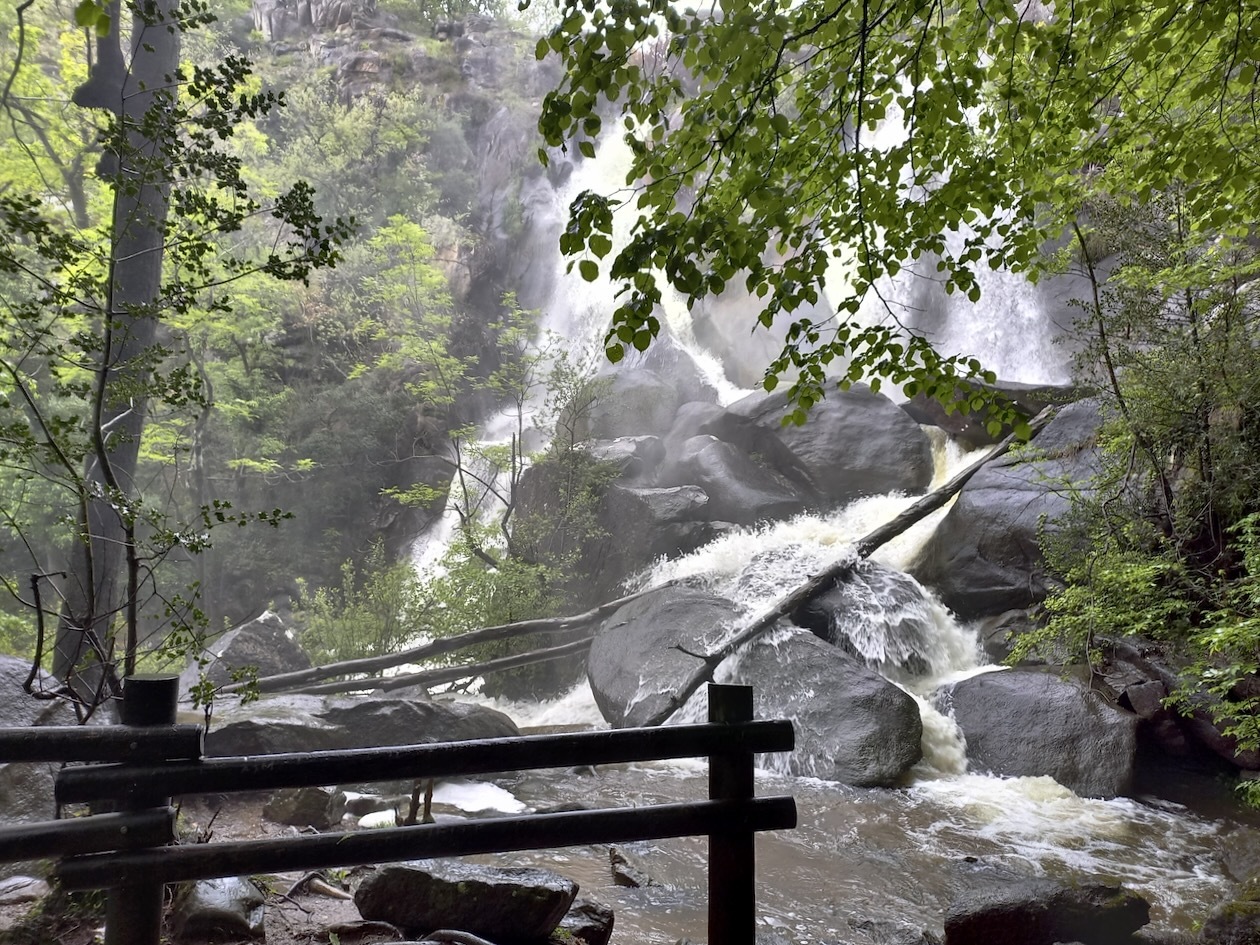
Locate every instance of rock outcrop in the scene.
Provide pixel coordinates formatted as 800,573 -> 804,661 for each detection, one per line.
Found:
938,669 -> 1139,798
909,398 -> 1104,619
204,691 -> 518,757
944,874 -> 1150,945
354,862 -> 577,944
730,387 -> 934,504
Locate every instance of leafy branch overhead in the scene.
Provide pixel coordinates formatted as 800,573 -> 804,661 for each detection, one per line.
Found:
536,0 -> 1260,425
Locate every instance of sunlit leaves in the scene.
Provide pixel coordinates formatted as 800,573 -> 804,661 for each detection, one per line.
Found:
537,0 -> 1260,427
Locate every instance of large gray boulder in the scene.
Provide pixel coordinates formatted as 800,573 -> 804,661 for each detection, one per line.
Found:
0,655 -> 85,878
658,401 -> 821,502
729,386 -> 934,504
204,692 -> 518,756
179,610 -> 311,703
583,484 -> 721,604
655,435 -> 809,525
580,369 -> 681,439
909,398 -> 1104,619
587,585 -> 738,728
587,586 -> 923,785
939,669 -> 1139,798
944,874 -> 1150,945
731,629 -> 923,787
355,862 -> 577,944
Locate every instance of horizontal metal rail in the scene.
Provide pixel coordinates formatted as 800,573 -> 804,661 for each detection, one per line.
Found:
0,809 -> 175,862
0,725 -> 204,763
58,719 -> 795,805
57,796 -> 797,890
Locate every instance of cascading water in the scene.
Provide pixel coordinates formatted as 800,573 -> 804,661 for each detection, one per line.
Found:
460,440 -> 1258,941
414,133 -> 1260,941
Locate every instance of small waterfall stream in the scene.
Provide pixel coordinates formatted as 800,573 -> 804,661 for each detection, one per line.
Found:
410,136 -> 1260,941
455,441 -> 1259,941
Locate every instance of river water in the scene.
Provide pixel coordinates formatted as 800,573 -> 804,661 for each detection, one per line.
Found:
403,127 -> 1260,942
439,442 -> 1260,944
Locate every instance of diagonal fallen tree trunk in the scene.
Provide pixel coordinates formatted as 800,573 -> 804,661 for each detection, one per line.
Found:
637,405 -> 1059,727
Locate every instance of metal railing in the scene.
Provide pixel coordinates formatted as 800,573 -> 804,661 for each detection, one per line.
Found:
0,676 -> 796,945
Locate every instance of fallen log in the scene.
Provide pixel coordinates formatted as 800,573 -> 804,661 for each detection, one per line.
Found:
290,637 -> 594,696
231,581 -> 677,695
639,406 -> 1059,727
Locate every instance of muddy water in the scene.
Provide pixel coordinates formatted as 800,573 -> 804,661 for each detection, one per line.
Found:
431,680 -> 1260,945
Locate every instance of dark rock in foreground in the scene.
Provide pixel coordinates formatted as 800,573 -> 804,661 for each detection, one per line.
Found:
945,875 -> 1150,945
1201,873 -> 1260,945
170,876 -> 266,941
939,669 -> 1138,798
552,897 -> 615,945
354,861 -> 577,944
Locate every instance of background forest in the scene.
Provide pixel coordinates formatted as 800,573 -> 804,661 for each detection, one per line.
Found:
0,0 -> 1258,781
0,0 -> 612,701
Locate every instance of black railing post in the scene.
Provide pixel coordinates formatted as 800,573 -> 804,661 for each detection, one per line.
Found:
708,683 -> 756,945
106,673 -> 179,945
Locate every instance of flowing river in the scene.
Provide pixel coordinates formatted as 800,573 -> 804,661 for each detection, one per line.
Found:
404,134 -> 1260,942
442,443 -> 1260,943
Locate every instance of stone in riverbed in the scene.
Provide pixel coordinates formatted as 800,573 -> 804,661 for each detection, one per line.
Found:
1200,873 -> 1260,945
551,897 -> 615,945
354,861 -> 578,944
262,785 -> 346,830
170,876 -> 266,941
944,875 -> 1150,945
938,668 -> 1138,798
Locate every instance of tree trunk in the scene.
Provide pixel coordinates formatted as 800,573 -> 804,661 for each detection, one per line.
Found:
54,0 -> 180,706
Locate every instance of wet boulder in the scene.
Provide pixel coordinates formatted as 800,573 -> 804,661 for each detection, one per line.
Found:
354,861 -> 577,944
170,877 -> 266,941
793,560 -> 967,680
587,585 -> 739,728
578,368 -> 681,439
909,398 -> 1104,619
939,669 -> 1138,798
655,435 -> 809,526
204,692 -> 518,756
729,628 -> 923,787
729,386 -> 934,505
944,875 -> 1150,945
179,610 -> 310,703
262,785 -> 346,830
580,437 -> 665,481
582,484 -> 720,607
1201,872 -> 1260,945
0,655 -> 88,878
658,400 -> 821,503
552,897 -> 615,945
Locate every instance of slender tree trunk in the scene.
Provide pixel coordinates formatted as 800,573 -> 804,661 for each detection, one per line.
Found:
54,0 -> 180,705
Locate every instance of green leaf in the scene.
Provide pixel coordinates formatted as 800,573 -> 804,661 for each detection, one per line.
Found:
579,260 -> 599,281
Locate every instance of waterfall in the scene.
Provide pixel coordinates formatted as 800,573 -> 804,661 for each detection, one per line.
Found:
423,115 -> 1254,945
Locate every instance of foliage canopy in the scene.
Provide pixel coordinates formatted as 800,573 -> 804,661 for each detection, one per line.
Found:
537,0 -> 1260,422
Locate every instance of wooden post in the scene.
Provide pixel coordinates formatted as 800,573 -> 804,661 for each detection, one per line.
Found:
708,683 -> 756,945
106,673 -> 179,945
